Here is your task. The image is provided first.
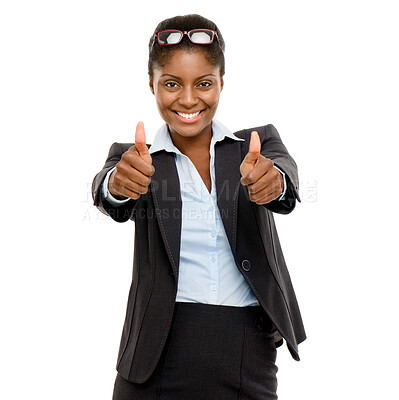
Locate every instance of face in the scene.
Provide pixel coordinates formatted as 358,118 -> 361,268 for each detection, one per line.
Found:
149,49 -> 224,144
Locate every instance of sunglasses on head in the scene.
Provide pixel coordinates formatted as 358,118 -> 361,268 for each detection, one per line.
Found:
151,29 -> 223,52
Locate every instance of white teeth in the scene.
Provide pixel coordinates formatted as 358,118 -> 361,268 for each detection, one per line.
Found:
176,111 -> 201,119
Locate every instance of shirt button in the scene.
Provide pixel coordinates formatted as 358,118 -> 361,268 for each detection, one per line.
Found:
210,231 -> 216,238
241,259 -> 251,271
211,256 -> 216,262
211,285 -> 216,291
209,206 -> 214,211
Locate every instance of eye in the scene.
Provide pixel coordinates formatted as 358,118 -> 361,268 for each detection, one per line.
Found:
165,81 -> 179,88
197,81 -> 212,88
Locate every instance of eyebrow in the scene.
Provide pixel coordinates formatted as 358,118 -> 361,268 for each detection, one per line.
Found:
160,73 -> 216,80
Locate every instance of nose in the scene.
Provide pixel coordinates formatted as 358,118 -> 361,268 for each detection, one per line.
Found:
178,85 -> 199,109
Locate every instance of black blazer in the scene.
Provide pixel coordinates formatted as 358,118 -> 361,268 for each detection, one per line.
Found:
92,123 -> 306,383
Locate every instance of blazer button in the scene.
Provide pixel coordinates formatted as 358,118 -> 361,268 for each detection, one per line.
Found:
241,259 -> 251,271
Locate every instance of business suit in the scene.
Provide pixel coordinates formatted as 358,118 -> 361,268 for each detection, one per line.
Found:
92,123 -> 306,384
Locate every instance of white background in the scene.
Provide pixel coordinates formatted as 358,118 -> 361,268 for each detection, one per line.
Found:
1,0 -> 398,398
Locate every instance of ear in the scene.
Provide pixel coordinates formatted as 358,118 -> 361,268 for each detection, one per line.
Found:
149,78 -> 155,95
220,76 -> 224,92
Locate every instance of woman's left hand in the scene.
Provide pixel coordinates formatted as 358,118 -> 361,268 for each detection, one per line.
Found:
240,131 -> 284,205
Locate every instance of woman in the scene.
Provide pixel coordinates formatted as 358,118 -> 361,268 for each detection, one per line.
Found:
92,14 -> 306,400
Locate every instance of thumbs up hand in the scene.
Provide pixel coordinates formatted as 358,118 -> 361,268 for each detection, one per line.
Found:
240,131 -> 284,205
109,121 -> 155,200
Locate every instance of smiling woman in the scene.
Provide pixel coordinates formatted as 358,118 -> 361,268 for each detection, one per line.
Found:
92,13 -> 306,400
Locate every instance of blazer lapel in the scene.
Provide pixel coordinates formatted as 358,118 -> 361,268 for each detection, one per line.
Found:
215,139 -> 242,258
150,151 -> 182,277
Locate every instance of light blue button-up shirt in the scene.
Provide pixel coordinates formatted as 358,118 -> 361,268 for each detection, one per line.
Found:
103,120 -> 286,307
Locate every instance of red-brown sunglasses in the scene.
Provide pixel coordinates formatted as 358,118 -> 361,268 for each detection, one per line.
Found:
151,29 -> 223,52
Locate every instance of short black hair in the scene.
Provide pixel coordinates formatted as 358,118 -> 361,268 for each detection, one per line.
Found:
148,14 -> 225,79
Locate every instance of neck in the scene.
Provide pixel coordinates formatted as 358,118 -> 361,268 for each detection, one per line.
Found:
169,124 -> 212,157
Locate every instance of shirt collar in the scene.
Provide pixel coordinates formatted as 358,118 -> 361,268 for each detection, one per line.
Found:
148,119 -> 244,155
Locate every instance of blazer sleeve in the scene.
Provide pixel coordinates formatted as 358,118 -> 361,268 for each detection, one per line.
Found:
92,142 -> 138,223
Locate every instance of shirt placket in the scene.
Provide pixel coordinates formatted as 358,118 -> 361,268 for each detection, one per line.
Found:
207,197 -> 219,303
208,139 -> 219,303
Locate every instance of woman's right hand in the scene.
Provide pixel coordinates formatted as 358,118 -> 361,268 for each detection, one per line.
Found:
108,121 -> 155,200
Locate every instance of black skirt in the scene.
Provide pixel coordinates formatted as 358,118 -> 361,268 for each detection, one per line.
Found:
112,302 -> 278,400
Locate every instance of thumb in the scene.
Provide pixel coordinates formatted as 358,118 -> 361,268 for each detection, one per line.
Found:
241,131 -> 260,172
134,121 -> 150,160
248,131 -> 261,161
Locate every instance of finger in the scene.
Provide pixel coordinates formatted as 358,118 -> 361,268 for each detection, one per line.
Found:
114,186 -> 141,200
254,191 -> 281,205
244,161 -> 278,190
240,131 -> 261,177
248,182 -> 282,204
124,166 -> 152,188
249,130 -> 261,155
112,170 -> 151,195
134,121 -> 150,159
109,174 -> 141,200
117,178 -> 150,196
246,131 -> 261,163
121,152 -> 155,177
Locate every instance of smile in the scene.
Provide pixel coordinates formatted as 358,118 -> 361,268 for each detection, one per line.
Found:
174,110 -> 202,119
172,109 -> 205,124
